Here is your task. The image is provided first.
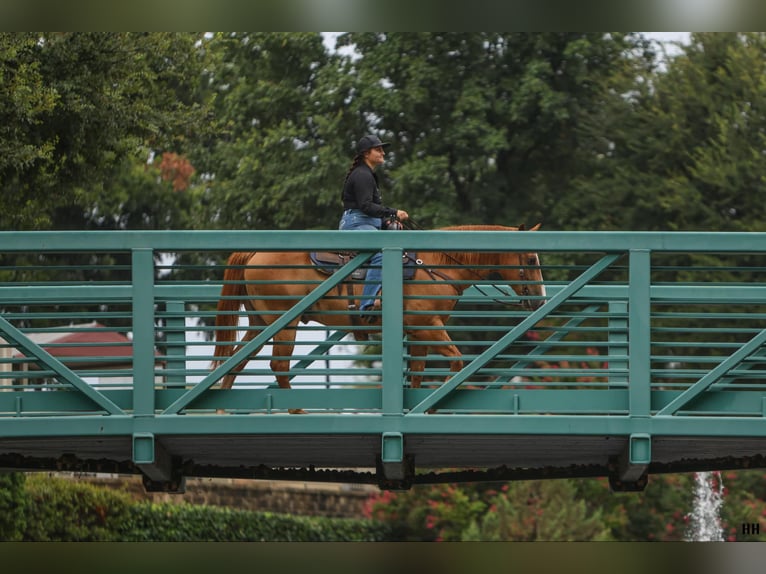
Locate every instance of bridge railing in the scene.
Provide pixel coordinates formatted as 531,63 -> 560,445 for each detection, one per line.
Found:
3,230 -> 766,487
1,230 -> 766,422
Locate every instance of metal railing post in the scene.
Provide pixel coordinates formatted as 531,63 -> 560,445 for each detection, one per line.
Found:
628,249 -> 651,418
132,248 -> 156,416
381,247 -> 404,415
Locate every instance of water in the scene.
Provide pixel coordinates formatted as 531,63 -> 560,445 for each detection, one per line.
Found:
686,471 -> 725,541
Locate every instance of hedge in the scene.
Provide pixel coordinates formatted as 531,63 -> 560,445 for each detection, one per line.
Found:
118,502 -> 392,542
2,473 -> 392,542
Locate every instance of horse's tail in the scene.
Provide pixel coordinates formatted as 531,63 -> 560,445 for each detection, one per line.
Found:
212,251 -> 255,365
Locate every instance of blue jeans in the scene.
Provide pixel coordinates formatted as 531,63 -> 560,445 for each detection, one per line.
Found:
339,209 -> 382,310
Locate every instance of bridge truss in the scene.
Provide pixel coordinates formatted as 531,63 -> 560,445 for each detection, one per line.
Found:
1,230 -> 766,491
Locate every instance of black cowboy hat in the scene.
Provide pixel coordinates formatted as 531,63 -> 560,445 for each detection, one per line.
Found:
356,134 -> 390,153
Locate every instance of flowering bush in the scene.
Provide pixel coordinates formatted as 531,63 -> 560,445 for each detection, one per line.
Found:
364,483 -> 486,541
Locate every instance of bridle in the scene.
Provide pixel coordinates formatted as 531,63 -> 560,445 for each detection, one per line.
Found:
399,218 -> 535,307
437,251 -> 533,307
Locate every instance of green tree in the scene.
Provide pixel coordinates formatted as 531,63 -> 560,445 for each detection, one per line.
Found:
1,33 -> 58,228
0,32 -> 210,231
560,33 -> 766,233
462,480 -> 612,541
0,33 -> 212,333
340,32 -> 654,229
193,32 -> 358,231
365,479 -> 614,541
574,475 -> 695,541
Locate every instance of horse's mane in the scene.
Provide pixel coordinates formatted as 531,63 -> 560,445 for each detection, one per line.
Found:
438,225 -> 517,232
430,225 -> 525,267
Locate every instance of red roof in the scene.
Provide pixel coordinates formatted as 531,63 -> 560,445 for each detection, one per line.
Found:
13,322 -> 134,364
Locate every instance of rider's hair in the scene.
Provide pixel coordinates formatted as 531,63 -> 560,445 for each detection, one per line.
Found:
344,153 -> 365,183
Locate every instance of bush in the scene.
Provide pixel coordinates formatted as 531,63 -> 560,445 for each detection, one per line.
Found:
18,474 -> 393,541
23,473 -> 134,541
119,502 -> 392,542
0,472 -> 27,541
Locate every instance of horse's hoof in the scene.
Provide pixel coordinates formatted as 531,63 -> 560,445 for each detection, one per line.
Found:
288,408 -> 306,415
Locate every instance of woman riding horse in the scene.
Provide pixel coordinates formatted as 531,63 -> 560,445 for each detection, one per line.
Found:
339,134 -> 409,323
212,225 -> 545,403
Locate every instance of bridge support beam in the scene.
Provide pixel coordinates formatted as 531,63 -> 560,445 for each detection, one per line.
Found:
610,433 -> 651,491
377,432 -> 414,489
133,432 -> 185,493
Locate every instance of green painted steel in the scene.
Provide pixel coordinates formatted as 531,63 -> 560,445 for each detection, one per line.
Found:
2,230 -> 766,487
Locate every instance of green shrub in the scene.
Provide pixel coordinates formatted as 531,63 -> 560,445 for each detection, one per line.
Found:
0,472 -> 27,541
119,501 -> 393,541
18,474 -> 393,542
23,473 -> 134,541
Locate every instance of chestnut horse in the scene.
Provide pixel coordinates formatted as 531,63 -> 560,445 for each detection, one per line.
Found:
212,224 -> 545,397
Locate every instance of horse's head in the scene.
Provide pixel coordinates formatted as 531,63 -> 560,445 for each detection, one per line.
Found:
434,223 -> 547,310
510,223 -> 546,311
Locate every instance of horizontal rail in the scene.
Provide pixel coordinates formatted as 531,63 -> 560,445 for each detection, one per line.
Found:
1,229 -> 766,251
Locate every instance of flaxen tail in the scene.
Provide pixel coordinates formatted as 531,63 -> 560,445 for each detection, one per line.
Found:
212,252 -> 255,365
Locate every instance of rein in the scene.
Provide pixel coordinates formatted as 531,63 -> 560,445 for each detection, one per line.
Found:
397,218 -> 531,306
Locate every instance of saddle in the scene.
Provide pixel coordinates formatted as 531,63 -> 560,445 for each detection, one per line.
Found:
307,251 -> 422,321
310,251 -> 367,279
309,251 -> 420,280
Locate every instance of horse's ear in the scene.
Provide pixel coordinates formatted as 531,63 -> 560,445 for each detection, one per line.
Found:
529,223 -> 542,231
518,223 -> 525,231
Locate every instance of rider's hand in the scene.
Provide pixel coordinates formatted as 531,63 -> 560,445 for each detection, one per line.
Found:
396,210 -> 409,221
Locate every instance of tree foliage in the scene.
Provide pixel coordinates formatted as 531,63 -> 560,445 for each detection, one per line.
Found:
364,471 -> 766,542
462,480 -> 612,541
6,32 -> 766,236
340,33 -> 655,229
0,472 -> 26,541
0,32 -> 209,231
192,32 -> 358,231
561,33 -> 766,233
0,474 -> 392,541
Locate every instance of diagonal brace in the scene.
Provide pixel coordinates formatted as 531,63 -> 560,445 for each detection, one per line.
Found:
409,253 -> 621,414
492,304 -> 602,384
657,327 -> 766,416
264,329 -> 349,388
162,253 -> 372,414
0,315 -> 124,415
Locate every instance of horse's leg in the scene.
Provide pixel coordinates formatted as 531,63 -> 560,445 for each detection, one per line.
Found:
406,322 -> 464,385
426,328 -> 464,382
408,342 -> 427,389
270,319 -> 306,414
215,306 -> 266,415
219,303 -> 265,390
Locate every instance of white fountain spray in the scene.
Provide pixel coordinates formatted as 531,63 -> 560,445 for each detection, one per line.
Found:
685,471 -> 725,541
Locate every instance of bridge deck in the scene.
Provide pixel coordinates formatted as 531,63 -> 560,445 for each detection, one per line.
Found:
1,431 -> 764,488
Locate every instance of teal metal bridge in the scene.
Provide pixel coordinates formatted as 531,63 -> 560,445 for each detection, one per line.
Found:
2,229 -> 766,491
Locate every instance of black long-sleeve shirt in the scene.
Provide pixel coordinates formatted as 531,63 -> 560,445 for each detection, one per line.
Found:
342,164 -> 397,219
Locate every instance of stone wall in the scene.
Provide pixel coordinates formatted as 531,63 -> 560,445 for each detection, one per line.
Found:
67,474 -> 377,519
